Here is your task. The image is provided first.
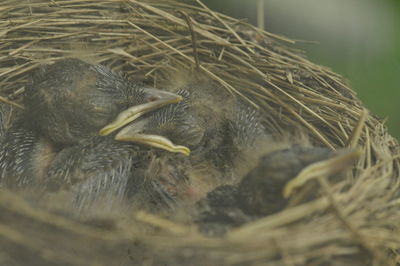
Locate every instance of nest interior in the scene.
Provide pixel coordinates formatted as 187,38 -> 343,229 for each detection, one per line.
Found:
0,0 -> 399,265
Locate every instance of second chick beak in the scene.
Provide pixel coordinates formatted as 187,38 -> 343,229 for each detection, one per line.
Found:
99,88 -> 182,136
114,120 -> 191,156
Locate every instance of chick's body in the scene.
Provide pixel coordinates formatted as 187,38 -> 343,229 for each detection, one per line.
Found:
0,103 -> 56,188
119,78 -> 268,202
0,59 -> 182,196
44,136 -> 155,215
192,145 -> 334,236
0,62 -> 277,214
25,59 -> 163,146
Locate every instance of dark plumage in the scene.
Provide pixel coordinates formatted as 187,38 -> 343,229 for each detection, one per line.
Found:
43,136 -> 154,214
115,79 -> 268,199
0,62 -> 283,214
25,58 -> 182,146
0,59 -> 182,191
192,145 -> 334,236
237,145 -> 333,215
0,103 -> 56,188
29,78 -> 268,212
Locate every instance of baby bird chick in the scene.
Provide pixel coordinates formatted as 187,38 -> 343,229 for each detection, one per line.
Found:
0,58 -> 182,189
25,58 -> 182,146
113,78 -> 268,202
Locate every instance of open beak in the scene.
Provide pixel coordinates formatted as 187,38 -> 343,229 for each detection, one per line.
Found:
99,89 -> 182,136
283,149 -> 362,199
115,123 -> 190,156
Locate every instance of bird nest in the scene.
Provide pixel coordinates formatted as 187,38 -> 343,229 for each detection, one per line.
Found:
0,0 -> 399,265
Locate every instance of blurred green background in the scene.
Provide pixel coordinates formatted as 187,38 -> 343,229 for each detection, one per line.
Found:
203,0 -> 400,140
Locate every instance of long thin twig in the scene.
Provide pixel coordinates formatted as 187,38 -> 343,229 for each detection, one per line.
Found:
177,10 -> 200,71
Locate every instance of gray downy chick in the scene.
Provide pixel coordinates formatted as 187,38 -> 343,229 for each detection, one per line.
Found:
113,79 -> 269,204
0,58 -> 182,189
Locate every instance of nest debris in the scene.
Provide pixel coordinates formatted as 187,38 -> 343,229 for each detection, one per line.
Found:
0,0 -> 399,265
